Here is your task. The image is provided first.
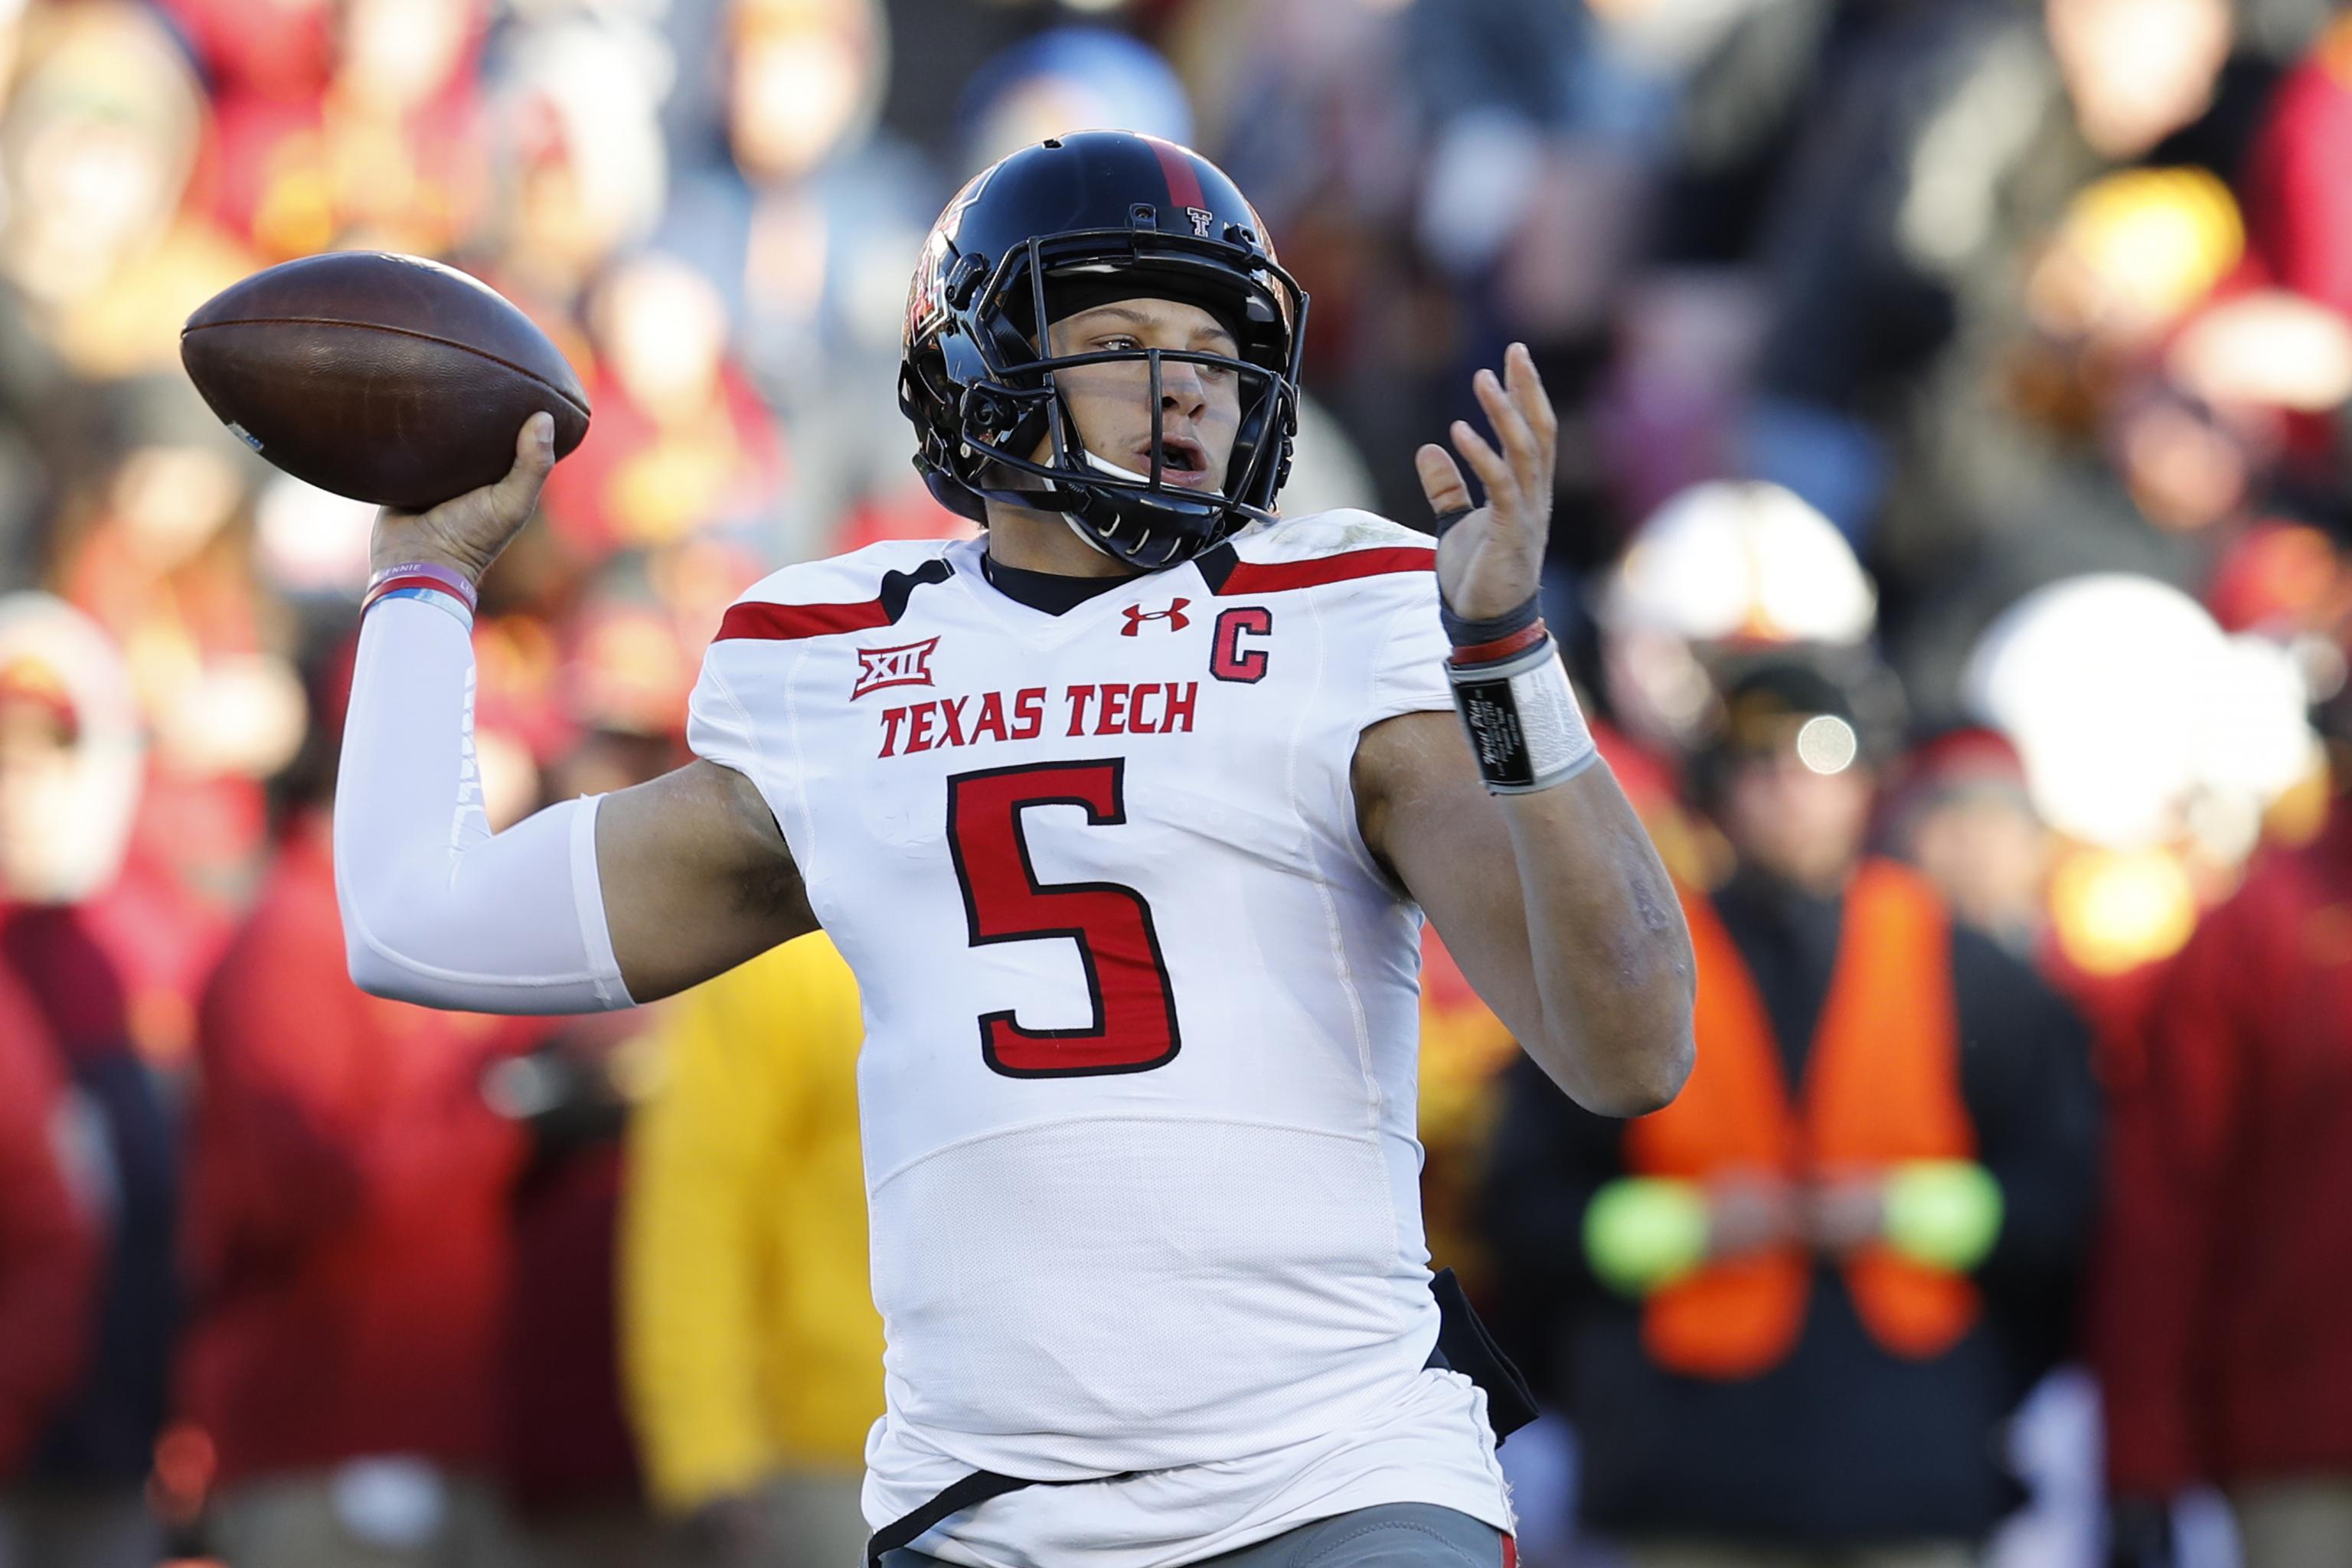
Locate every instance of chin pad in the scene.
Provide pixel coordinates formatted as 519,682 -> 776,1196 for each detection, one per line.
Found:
1083,450 -> 1152,484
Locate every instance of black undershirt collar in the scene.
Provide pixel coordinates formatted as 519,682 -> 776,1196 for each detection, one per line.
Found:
980,550 -> 1137,616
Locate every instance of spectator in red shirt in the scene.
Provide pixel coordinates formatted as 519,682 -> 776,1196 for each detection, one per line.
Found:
2237,13 -> 2352,320
0,961 -> 100,1548
0,599 -> 177,1568
2213,12 -> 2352,521
178,642 -> 534,1568
2095,768 -> 2352,1566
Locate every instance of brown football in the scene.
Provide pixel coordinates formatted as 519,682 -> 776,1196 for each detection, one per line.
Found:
180,252 -> 590,512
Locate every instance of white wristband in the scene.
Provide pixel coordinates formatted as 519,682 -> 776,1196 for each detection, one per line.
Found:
1446,635 -> 1599,793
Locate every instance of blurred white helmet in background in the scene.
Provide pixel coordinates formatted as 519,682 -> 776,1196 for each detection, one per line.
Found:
0,593 -> 142,904
1607,479 -> 1877,645
1599,479 -> 1877,753
1963,571 -> 2318,854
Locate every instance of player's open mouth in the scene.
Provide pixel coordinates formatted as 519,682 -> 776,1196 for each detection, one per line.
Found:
1145,436 -> 1217,489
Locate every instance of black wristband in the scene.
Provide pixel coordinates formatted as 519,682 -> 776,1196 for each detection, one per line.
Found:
1440,590 -> 1540,651
1428,506 -> 1540,647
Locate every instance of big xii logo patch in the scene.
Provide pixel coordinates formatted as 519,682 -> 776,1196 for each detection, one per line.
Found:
853,637 -> 940,700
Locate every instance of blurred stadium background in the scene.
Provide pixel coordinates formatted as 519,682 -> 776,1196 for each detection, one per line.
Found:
1,0 -> 2349,1565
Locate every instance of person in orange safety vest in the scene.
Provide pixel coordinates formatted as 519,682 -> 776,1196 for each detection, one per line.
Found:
1481,658 -> 2099,1568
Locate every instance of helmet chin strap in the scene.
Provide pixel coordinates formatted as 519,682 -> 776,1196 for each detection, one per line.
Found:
1083,449 -> 1155,484
1054,452 -> 1143,559
1060,513 -> 1122,559
1052,449 -> 1162,560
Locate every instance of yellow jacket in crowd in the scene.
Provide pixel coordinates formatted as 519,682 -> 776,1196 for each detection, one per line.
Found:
621,932 -> 884,1513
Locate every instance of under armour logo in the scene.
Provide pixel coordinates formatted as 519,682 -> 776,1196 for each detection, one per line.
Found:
1185,207 -> 1216,239
851,636 -> 940,699
1121,599 -> 1191,635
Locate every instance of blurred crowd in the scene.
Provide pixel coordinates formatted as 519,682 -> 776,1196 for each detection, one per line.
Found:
2,0 -> 2350,1565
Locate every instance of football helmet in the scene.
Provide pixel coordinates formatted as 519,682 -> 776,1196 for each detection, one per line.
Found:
898,130 -> 1308,569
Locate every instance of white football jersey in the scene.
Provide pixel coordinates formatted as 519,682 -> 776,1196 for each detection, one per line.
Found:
687,510 -> 1512,1566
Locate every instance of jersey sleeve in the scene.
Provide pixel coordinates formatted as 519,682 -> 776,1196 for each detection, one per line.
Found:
685,636 -> 805,865
685,641 -> 763,782
1364,567 -> 1455,727
1233,508 -> 1458,728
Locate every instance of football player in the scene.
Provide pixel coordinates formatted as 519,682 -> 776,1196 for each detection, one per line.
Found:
335,132 -> 1694,1567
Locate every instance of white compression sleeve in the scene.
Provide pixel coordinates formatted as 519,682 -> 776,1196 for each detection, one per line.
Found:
334,595 -> 633,1014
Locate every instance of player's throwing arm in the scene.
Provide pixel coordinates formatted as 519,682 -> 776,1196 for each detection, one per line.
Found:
1351,343 -> 1695,1114
167,250 -> 812,1010
331,413 -> 817,1014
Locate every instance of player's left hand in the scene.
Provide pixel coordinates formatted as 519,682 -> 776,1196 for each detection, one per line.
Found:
1415,342 -> 1557,622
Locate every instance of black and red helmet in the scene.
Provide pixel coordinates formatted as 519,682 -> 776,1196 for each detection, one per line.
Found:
898,130 -> 1308,570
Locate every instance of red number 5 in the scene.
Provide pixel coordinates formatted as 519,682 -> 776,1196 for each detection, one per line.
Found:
946,760 -> 1181,1077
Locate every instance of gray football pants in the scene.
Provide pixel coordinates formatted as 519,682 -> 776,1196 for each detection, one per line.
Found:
877,1502 -> 1508,1566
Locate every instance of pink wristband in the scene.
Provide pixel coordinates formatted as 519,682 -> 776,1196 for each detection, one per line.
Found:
364,561 -> 479,628
365,560 -> 479,609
